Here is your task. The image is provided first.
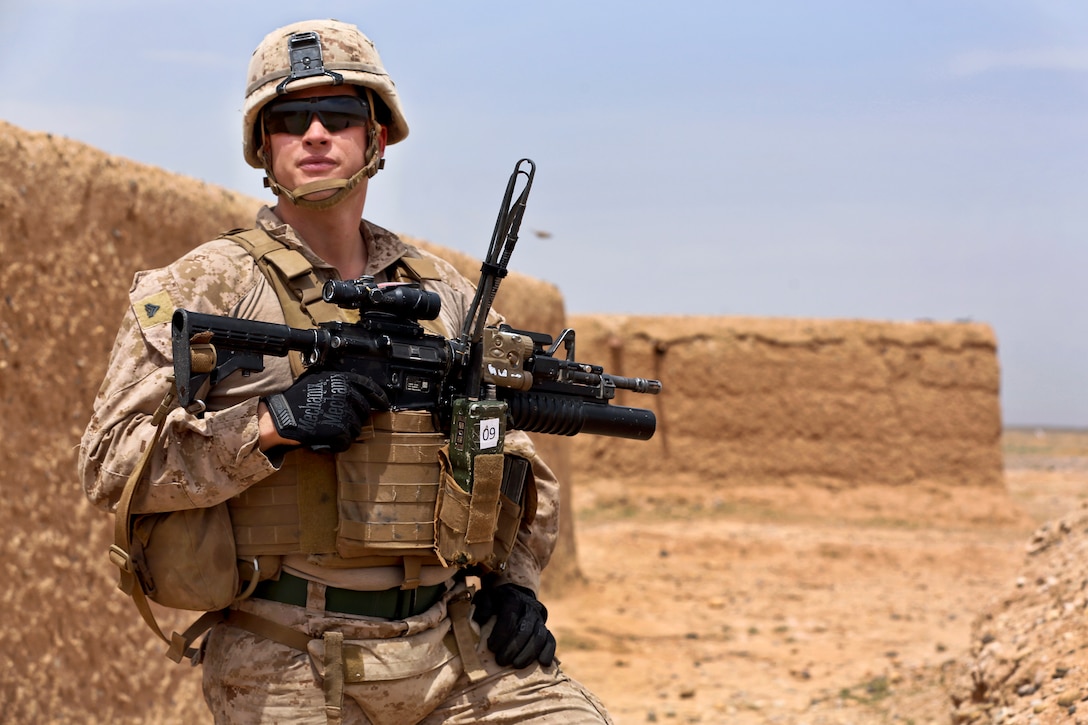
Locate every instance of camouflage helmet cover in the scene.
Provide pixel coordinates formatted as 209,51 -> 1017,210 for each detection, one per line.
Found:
243,19 -> 409,169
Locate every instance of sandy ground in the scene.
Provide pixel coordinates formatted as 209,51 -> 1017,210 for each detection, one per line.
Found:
545,428 -> 1088,724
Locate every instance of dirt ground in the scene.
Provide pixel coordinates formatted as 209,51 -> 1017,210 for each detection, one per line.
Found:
544,427 -> 1088,724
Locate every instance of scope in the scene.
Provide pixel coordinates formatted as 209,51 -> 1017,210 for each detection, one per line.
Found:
322,276 -> 442,321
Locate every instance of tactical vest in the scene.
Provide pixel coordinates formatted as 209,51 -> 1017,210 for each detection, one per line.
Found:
222,228 -> 528,586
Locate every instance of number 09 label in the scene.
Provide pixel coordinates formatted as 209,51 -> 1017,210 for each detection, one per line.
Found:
479,418 -> 500,450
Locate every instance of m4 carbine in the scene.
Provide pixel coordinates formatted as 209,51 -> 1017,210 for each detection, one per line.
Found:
171,159 -> 661,443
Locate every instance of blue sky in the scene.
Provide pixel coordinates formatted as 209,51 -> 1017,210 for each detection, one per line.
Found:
2,1 -> 1086,427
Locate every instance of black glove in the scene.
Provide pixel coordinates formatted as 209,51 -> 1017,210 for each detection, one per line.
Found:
262,370 -> 388,453
471,583 -> 556,668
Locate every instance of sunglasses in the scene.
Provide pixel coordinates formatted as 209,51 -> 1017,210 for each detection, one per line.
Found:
263,95 -> 370,135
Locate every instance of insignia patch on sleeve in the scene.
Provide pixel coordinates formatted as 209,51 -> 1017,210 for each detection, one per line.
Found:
134,290 -> 175,328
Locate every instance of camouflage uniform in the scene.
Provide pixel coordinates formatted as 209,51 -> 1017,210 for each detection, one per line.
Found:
79,207 -> 612,723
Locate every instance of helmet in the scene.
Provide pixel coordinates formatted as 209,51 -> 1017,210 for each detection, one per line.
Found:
242,20 -> 409,208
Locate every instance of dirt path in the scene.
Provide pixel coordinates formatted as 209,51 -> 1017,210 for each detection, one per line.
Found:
547,429 -> 1088,724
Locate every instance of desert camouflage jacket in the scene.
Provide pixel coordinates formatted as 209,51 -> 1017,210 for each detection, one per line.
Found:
78,206 -> 557,592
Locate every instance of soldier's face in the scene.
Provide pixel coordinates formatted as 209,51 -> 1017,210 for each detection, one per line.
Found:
264,85 -> 386,197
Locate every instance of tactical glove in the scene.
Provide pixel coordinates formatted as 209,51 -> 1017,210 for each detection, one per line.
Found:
471,583 -> 556,668
262,370 -> 388,453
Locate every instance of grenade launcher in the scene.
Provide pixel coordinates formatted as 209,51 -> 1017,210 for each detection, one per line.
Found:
170,159 -> 661,443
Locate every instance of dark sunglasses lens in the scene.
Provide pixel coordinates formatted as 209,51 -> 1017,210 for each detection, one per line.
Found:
265,96 -> 369,135
265,111 -> 309,135
317,112 -> 356,133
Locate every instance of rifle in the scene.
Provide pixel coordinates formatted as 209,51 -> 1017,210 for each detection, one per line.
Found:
171,159 -> 661,463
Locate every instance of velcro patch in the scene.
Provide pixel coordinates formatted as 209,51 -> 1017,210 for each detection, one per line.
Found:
134,290 -> 175,329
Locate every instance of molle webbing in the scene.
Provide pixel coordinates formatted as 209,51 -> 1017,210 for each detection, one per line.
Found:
229,448 -> 337,555
228,411 -> 446,565
334,411 -> 446,558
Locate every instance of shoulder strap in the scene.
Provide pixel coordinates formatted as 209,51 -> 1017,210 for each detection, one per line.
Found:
225,227 -> 351,327
226,227 -> 450,348
107,388 -> 174,644
394,255 -> 442,283
391,254 -> 451,338
107,385 -> 217,664
224,228 -> 354,376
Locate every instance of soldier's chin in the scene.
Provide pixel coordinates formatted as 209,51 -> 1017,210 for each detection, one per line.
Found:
299,188 -> 338,202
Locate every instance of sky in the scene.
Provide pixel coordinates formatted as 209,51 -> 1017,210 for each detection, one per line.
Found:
1,0 -> 1086,428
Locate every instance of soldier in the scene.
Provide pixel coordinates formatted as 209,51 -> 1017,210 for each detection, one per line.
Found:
79,18 -> 612,724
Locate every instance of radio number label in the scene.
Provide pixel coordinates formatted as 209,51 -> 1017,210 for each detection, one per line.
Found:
479,418 -> 500,450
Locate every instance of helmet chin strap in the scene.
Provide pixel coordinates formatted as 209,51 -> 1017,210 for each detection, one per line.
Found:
262,120 -> 384,211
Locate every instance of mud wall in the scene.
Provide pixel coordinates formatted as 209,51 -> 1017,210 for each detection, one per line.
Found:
0,120 -> 568,723
567,314 -> 1003,490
